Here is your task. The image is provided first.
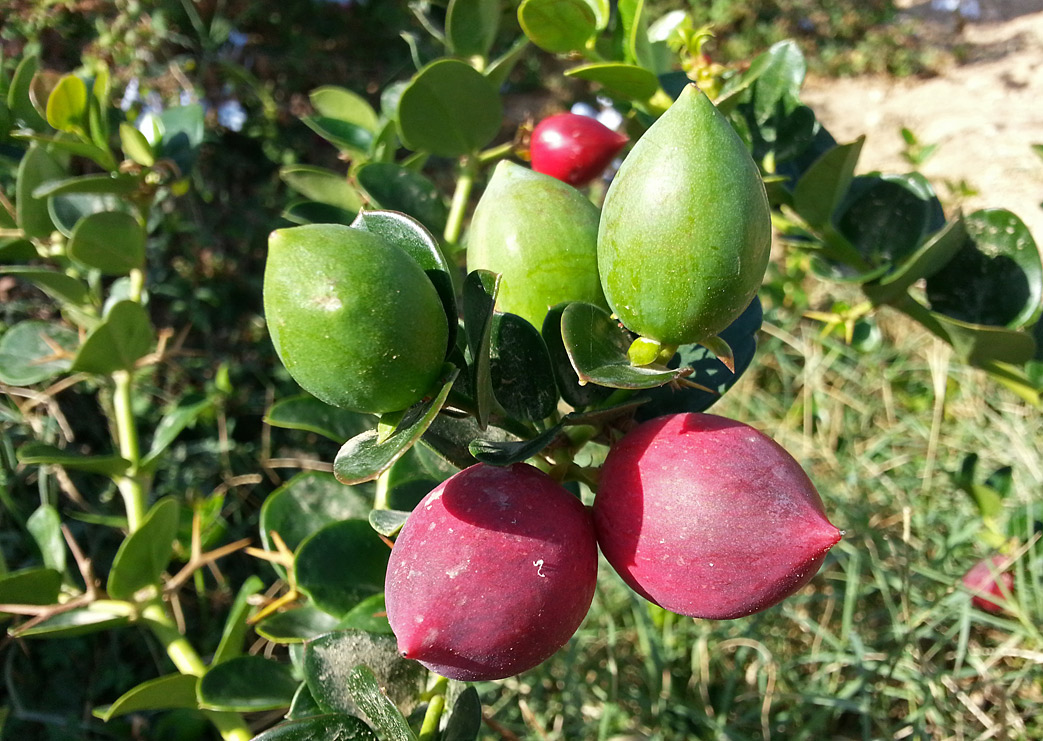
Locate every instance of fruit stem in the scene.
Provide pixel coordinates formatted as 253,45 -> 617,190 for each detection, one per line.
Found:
444,156 -> 478,247
141,599 -> 253,741
418,675 -> 449,741
476,141 -> 515,166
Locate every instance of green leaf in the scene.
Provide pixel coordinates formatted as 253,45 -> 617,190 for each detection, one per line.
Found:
13,131 -> 116,170
8,54 -> 47,130
71,300 -> 154,374
310,86 -> 379,132
565,62 -> 660,101
484,35 -> 532,90
866,216 -> 969,305
120,121 -> 155,166
928,312 -> 1037,366
281,165 -> 363,212
156,103 -> 205,174
33,173 -> 140,198
17,442 -> 131,476
542,303 -> 613,408
265,395 -> 373,443
301,116 -> 374,155
255,604 -> 343,644
561,302 -> 684,389
0,320 -> 78,386
48,191 -> 130,237
448,0 -> 502,58
0,266 -> 91,306
94,674 -> 199,721
346,665 -> 418,741
350,209 -> 457,350
368,510 -> 409,538
792,137 -> 865,230
463,270 -> 500,429
12,604 -> 131,638
26,504 -> 65,572
355,164 -> 449,237
0,239 -> 37,261
518,0 -> 596,54
304,630 -> 423,721
67,211 -> 146,275
617,0 -> 654,69
45,75 -> 88,132
0,568 -> 62,614
282,199 -> 358,227
443,686 -> 483,741
198,655 -> 299,712
107,498 -> 180,600
489,312 -> 558,422
250,714 -> 378,741
141,395 -> 216,472
333,365 -> 458,485
16,143 -> 64,239
260,471 -> 373,554
294,520 -> 391,617
397,59 -> 502,157
468,423 -> 562,465
749,40 -> 807,125
212,575 -> 265,664
926,209 -> 1043,330
339,593 -> 392,635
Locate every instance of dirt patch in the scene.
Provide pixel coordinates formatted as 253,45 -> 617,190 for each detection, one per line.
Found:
801,0 -> 1043,243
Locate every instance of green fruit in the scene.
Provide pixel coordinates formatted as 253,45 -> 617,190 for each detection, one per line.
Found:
467,160 -> 607,329
264,224 -> 448,414
598,84 -> 772,346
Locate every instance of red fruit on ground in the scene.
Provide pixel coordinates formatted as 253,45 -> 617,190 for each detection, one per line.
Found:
962,555 -> 1014,614
385,462 -> 599,681
593,413 -> 842,619
529,113 -> 628,187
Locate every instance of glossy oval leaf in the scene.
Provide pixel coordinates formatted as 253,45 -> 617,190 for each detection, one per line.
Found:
565,62 -> 660,101
0,266 -> 91,306
930,311 -> 1038,366
294,520 -> 391,616
255,603 -> 343,644
462,269 -> 500,429
333,365 -> 458,485
368,510 -> 409,538
280,165 -> 363,212
447,0 -> 501,58
45,75 -> 88,132
866,215 -> 970,305
212,575 -> 266,665
94,674 -> 199,721
542,302 -> 612,408
68,211 -> 146,275
339,593 -> 392,635
0,320 -> 78,385
397,59 -> 502,157
71,300 -> 154,374
304,630 -> 423,722
792,137 -> 865,230
16,143 -> 64,240
198,655 -> 298,712
302,116 -> 374,154
260,471 -> 373,555
346,665 -> 418,741
27,504 -> 65,572
251,715 -> 378,741
926,209 -> 1043,329
355,164 -> 449,236
518,0 -> 596,53
33,173 -> 140,198
107,498 -> 179,600
443,687 -> 483,741
13,605 -> 131,639
489,312 -> 558,422
265,395 -> 374,443
49,191 -> 130,237
310,86 -> 380,132
0,567 -> 62,612
120,122 -> 155,166
561,302 -> 684,389
8,54 -> 48,130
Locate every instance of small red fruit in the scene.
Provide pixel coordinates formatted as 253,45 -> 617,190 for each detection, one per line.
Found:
962,555 -> 1014,614
529,112 -> 628,187
384,463 -> 598,681
593,413 -> 842,619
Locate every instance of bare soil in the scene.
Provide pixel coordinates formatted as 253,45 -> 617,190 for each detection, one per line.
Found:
800,0 -> 1043,242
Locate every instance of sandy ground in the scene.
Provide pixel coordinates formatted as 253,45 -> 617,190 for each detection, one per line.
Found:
800,0 -> 1043,243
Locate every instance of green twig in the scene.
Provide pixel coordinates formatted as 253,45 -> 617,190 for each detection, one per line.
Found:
444,156 -> 477,247
418,675 -> 449,741
112,369 -> 146,532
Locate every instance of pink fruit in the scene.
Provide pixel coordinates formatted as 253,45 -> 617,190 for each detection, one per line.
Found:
529,113 -> 628,187
384,462 -> 598,680
593,413 -> 842,619
962,555 -> 1014,614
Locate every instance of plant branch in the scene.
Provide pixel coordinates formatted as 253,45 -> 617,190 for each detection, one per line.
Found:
444,156 -> 477,247
112,369 -> 147,532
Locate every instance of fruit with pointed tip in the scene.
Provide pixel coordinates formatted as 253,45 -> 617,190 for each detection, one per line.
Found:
385,462 -> 599,680
962,555 -> 1014,614
597,84 -> 772,346
529,112 -> 629,187
593,412 -> 842,619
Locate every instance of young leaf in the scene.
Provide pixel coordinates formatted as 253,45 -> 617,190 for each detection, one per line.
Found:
198,655 -> 299,712
120,121 -> 155,166
107,498 -> 180,600
294,520 -> 391,616
45,75 -> 88,133
93,674 -> 199,721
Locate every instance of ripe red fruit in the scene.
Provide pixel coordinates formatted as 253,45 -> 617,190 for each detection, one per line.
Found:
529,112 -> 628,187
384,463 -> 598,681
962,555 -> 1014,614
593,413 -> 842,619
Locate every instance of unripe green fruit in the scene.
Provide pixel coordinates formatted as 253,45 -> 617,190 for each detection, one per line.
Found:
385,462 -> 599,681
467,160 -> 607,329
593,413 -> 841,619
598,85 -> 772,346
263,224 -> 448,414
